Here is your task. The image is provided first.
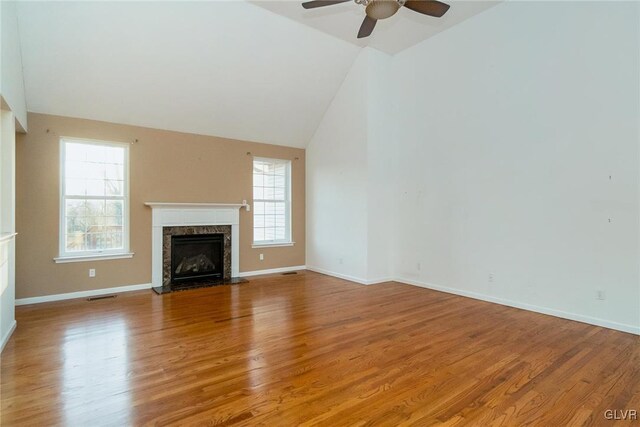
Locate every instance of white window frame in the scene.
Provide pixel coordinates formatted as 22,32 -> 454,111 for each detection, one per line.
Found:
252,157 -> 293,247
55,137 -> 133,263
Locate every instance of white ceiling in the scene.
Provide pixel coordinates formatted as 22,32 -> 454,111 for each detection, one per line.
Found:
16,1 -> 360,148
253,0 -> 500,55
17,1 -> 498,148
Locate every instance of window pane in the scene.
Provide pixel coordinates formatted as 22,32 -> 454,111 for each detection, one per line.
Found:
254,228 -> 265,242
265,202 -> 276,215
254,202 -> 264,214
86,233 -> 105,251
253,187 -> 264,200
105,180 -> 124,196
66,178 -> 88,196
104,146 -> 125,165
106,200 -> 123,216
108,231 -> 123,249
66,199 -> 87,217
264,174 -> 275,187
105,164 -> 124,181
86,200 -> 106,216
264,187 -> 275,200
265,227 -> 275,240
66,232 -> 86,252
85,179 -> 106,196
66,143 -> 88,162
86,216 -> 105,229
265,215 -> 276,228
105,216 -> 123,226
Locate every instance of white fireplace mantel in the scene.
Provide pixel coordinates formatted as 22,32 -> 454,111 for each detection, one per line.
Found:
145,202 -> 248,287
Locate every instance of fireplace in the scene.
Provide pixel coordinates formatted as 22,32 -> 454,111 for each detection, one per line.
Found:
146,202 -> 248,293
171,234 -> 224,284
162,225 -> 233,288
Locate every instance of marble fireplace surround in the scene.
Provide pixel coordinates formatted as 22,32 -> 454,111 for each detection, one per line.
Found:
162,225 -> 231,286
145,202 -> 249,289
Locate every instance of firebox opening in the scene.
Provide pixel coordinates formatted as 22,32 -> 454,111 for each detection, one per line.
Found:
171,233 -> 224,284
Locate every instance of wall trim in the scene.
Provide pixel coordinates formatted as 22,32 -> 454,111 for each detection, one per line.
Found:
15,283 -> 153,306
396,277 -> 640,336
0,320 -> 17,353
306,266 -> 369,284
15,265 -> 309,304
305,266 -> 391,285
238,265 -> 306,277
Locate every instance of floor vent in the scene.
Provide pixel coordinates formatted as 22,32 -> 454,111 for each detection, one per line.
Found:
87,295 -> 117,301
282,271 -> 298,275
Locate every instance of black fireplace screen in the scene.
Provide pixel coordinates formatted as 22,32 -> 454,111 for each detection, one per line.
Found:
171,234 -> 224,283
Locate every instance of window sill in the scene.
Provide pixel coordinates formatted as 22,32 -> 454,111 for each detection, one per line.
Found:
252,242 -> 295,249
53,252 -> 135,264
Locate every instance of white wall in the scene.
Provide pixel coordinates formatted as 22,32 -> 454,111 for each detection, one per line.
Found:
0,109 -> 17,352
1,1 -> 28,131
391,1 -> 640,333
306,48 -> 397,284
366,49 -> 395,282
306,50 -> 370,282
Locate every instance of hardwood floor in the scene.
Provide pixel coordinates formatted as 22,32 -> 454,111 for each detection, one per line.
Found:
1,271 -> 639,426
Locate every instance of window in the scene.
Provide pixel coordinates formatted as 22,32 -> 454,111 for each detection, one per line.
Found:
57,138 -> 130,261
252,157 -> 292,246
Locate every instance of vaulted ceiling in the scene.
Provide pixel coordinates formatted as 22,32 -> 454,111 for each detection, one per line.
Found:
16,1 -> 498,148
253,0 -> 499,55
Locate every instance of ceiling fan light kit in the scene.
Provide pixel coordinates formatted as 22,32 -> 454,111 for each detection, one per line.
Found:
301,0 -> 450,39
364,0 -> 401,20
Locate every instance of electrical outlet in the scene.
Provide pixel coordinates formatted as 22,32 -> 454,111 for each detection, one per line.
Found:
89,269 -> 96,278
597,290 -> 606,300
417,262 -> 421,271
488,273 -> 495,283
259,253 -> 264,261
338,258 -> 343,265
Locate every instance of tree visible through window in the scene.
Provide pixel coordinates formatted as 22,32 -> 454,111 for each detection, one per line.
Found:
253,158 -> 291,244
60,138 -> 129,256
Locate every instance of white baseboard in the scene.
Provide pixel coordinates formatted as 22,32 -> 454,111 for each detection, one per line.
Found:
306,266 -> 369,285
15,283 -> 154,306
305,266 -> 391,285
14,266 -> 308,305
14,269 -> 638,336
396,277 -> 640,336
0,320 -> 17,353
238,265 -> 306,278
367,277 -> 394,285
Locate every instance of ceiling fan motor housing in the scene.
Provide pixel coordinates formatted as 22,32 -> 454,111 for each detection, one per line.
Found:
365,0 -> 402,20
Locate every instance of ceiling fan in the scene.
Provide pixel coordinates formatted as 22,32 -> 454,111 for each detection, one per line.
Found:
301,0 -> 450,39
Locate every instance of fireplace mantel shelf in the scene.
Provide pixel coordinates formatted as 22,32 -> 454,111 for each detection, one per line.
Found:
145,202 -> 250,211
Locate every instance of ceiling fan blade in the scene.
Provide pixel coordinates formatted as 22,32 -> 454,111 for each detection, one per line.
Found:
357,16 -> 377,38
302,0 -> 351,9
403,0 -> 450,17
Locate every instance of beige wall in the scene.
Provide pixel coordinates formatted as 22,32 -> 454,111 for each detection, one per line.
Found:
16,113 -> 305,298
